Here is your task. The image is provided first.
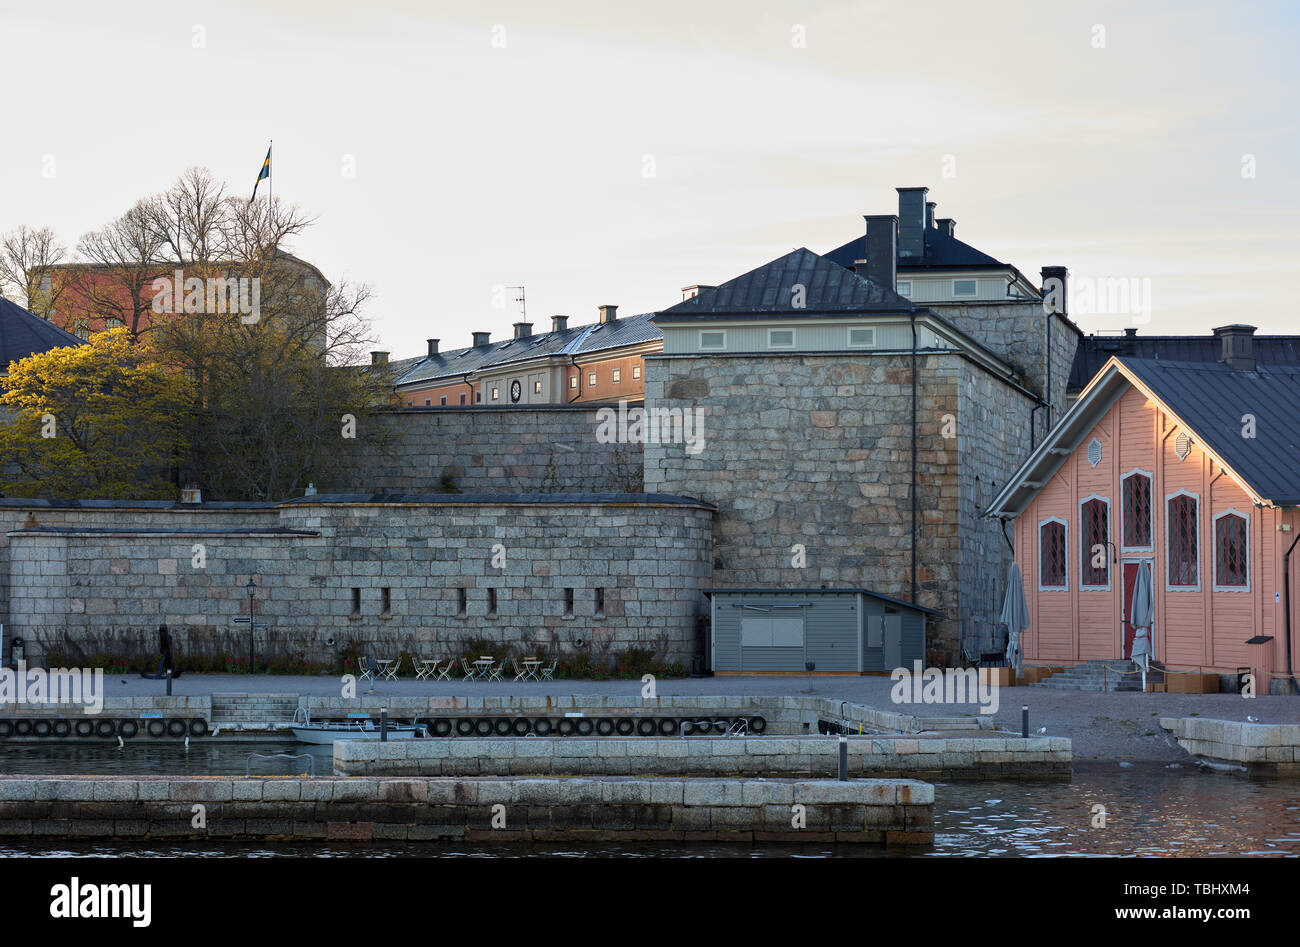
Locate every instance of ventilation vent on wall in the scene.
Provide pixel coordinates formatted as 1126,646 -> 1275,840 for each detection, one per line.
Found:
1087,438 -> 1103,468
1175,432 -> 1192,461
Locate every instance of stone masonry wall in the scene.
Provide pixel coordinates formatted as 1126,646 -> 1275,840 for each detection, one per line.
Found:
644,353 -> 962,662
4,498 -> 712,667
319,406 -> 644,495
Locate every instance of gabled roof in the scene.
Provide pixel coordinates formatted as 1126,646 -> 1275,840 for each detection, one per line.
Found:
655,248 -> 910,322
393,312 -> 660,388
988,356 -> 1300,515
0,296 -> 85,368
824,227 -> 1005,271
1068,333 -> 1300,393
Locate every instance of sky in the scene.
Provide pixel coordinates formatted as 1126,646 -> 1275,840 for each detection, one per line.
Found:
2,0 -> 1297,357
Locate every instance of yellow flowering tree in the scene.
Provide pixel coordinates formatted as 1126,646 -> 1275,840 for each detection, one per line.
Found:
0,328 -> 193,498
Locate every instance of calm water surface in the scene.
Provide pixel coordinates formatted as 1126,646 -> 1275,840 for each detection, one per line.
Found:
2,745 -> 1296,857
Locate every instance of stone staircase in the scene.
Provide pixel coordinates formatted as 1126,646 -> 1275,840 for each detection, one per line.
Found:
210,693 -> 302,725
1030,660 -> 1162,693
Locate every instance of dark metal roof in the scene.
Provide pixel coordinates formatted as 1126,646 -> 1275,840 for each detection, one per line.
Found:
278,492 -> 716,509
0,297 -> 84,368
1117,357 -> 1300,506
703,587 -> 943,617
1069,333 -> 1300,392
824,227 -> 1005,270
656,248 -> 911,321
393,313 -> 660,388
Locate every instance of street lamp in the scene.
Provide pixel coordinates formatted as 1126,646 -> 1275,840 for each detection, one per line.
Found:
245,578 -> 257,671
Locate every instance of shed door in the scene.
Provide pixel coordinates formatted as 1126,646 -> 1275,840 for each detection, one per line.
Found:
883,615 -> 903,670
739,616 -> 805,671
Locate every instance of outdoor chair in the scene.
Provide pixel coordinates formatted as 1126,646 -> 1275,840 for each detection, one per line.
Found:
415,656 -> 439,680
511,658 -> 528,682
356,657 -> 377,683
436,657 -> 457,680
487,660 -> 505,683
460,656 -> 479,681
538,657 -> 557,681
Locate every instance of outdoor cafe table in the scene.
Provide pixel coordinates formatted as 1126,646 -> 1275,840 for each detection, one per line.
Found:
521,658 -> 542,680
473,657 -> 494,679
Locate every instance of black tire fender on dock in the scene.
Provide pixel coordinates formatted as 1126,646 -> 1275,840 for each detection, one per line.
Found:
455,718 -> 475,736
188,718 -> 208,737
636,717 -> 657,736
749,716 -> 767,734
166,719 -> 187,738
145,719 -> 166,738
432,718 -> 453,737
118,720 -> 139,739
474,718 -> 493,737
511,717 -> 530,736
615,717 -> 635,736
595,718 -> 614,736
32,719 -> 53,738
658,717 -> 679,736
533,718 -> 553,736
712,717 -> 729,734
52,719 -> 71,738
556,718 -> 575,736
493,717 -> 513,736
96,719 -> 118,739
74,719 -> 94,738
14,719 -> 33,737
0,720 -> 12,738
574,718 -> 594,736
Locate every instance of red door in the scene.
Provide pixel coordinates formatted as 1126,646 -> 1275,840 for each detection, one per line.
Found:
1121,561 -> 1145,660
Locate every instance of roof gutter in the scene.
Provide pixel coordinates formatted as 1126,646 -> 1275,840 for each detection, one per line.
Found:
1284,529 -> 1300,695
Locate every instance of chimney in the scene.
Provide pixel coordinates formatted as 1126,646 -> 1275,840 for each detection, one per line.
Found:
896,186 -> 928,260
599,304 -> 618,324
858,215 -> 898,291
935,218 -> 956,237
472,331 -> 490,347
513,321 -> 533,340
925,201 -> 936,230
370,351 -> 389,367
681,285 -> 715,301
1123,328 -> 1138,338
551,315 -> 568,333
427,338 -> 439,357
1041,266 -> 1068,316
1213,324 -> 1257,371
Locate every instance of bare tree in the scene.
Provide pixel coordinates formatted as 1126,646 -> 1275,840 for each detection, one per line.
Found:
0,225 -> 68,318
73,200 -> 167,339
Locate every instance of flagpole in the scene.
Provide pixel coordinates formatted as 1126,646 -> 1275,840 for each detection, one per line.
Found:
268,139 -> 273,242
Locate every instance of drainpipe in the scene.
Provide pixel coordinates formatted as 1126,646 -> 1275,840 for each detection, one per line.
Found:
567,356 -> 582,403
1000,519 -> 1014,555
1284,528 -> 1300,694
910,311 -> 918,603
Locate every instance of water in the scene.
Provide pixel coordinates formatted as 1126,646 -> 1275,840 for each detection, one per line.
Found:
2,747 -> 1297,857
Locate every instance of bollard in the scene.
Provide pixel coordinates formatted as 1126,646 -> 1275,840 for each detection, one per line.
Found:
165,670 -> 172,697
380,710 -> 388,743
1021,705 -> 1029,739
805,661 -> 816,694
838,734 -> 848,781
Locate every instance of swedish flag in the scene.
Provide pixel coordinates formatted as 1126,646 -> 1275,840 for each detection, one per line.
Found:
251,145 -> 271,201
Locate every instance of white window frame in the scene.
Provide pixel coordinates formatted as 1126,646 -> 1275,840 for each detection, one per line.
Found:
896,280 -> 912,297
1120,468 -> 1155,554
767,328 -> 795,350
612,368 -> 622,383
569,375 -> 578,390
1212,509 -> 1251,593
588,371 -> 597,387
699,329 -> 726,351
533,379 -> 543,394
632,365 -> 641,380
847,326 -> 876,349
952,278 -> 978,298
491,386 -> 499,401
1038,516 -> 1069,592
1164,489 -> 1201,592
1078,494 -> 1112,591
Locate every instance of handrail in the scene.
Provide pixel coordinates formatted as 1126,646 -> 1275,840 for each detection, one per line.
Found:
246,753 -> 315,779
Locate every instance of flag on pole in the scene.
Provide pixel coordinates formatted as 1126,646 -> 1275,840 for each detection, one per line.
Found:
251,145 -> 271,201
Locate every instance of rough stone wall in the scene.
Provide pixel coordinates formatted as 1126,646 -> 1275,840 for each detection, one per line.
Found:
956,363 -> 1039,657
644,353 -> 962,662
929,301 -> 1079,420
319,406 -> 644,495
4,499 -> 712,666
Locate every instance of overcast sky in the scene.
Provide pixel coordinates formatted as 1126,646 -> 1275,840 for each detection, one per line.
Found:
3,0 -> 1296,356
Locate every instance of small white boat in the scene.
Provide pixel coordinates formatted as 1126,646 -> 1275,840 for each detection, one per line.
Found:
291,719 -> 425,744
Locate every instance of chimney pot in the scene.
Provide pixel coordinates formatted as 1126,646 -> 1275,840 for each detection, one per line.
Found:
472,331 -> 490,347
551,315 -> 568,333
1041,266 -> 1068,316
370,350 -> 389,367
599,304 -> 618,324
860,215 -> 898,292
427,338 -> 439,357
895,187 -> 928,260
1213,324 -> 1257,371
513,321 -> 533,340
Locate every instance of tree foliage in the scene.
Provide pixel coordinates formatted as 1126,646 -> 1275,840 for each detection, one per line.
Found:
0,328 -> 192,498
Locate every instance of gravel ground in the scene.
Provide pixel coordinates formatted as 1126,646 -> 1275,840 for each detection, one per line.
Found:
101,673 -> 1299,763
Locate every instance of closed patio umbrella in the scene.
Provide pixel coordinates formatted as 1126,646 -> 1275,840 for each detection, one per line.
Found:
999,561 -> 1031,672
1130,560 -> 1155,690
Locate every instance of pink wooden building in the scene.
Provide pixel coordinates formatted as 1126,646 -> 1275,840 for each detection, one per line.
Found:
987,327 -> 1300,692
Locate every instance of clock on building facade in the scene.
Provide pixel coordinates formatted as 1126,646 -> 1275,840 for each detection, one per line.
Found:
510,380 -> 522,403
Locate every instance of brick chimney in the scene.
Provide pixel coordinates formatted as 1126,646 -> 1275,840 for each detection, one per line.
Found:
1041,266 -> 1068,316
551,315 -> 568,333
896,186 -> 928,260
370,351 -> 389,367
472,331 -> 490,347
857,215 -> 898,291
599,304 -> 618,324
1213,324 -> 1257,371
513,322 -> 533,340
427,338 -> 439,357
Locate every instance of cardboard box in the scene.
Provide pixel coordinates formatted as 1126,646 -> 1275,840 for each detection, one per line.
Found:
1145,682 -> 1166,693
978,667 -> 1016,688
1166,672 -> 1220,694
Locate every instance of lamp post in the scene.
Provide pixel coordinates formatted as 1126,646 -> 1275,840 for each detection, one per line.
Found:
245,578 -> 257,671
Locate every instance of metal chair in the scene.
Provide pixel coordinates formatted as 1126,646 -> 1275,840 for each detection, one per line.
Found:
460,656 -> 479,681
511,658 -> 527,682
538,657 -> 557,681
415,656 -> 439,680
356,657 -> 377,683
487,660 -> 505,682
436,658 -> 457,680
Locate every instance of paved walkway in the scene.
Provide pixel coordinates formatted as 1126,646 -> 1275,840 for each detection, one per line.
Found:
110,673 -> 1299,762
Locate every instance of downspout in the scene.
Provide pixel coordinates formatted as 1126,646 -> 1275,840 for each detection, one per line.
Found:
1284,528 -> 1300,694
910,311 -> 918,603
1000,518 -> 1014,555
567,356 -> 582,403
462,373 -> 474,405
1045,308 -> 1053,426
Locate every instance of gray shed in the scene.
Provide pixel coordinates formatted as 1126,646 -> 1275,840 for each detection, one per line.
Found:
705,588 -> 942,674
